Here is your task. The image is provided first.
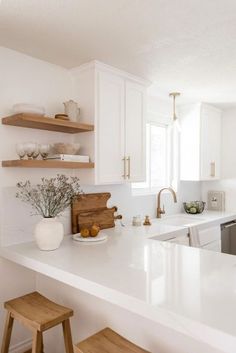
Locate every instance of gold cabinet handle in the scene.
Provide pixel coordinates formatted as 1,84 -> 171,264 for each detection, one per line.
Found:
127,156 -> 131,179
122,157 -> 127,179
210,162 -> 215,177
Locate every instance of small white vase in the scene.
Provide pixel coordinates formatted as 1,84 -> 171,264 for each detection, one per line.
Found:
34,218 -> 64,251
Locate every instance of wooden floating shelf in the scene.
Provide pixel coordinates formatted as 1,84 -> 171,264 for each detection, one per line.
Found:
2,113 -> 94,134
2,160 -> 95,169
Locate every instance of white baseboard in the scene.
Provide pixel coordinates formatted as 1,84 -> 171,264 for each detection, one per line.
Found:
9,338 -> 32,353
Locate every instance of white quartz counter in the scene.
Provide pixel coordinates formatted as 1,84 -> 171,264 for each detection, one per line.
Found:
1,211 -> 236,352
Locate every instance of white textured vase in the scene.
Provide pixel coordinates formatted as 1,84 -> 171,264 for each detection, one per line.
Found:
34,218 -> 64,251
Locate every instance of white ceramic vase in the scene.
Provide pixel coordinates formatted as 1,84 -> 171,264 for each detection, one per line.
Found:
34,218 -> 64,251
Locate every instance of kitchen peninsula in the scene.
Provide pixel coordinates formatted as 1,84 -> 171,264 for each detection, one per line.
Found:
1,211 -> 236,353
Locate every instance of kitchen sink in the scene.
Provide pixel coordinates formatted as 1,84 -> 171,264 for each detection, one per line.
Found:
154,215 -> 205,227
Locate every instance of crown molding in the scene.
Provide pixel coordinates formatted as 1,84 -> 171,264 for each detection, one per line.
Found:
70,60 -> 151,86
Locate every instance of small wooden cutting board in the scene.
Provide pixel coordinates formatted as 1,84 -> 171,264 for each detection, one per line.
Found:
71,193 -> 119,233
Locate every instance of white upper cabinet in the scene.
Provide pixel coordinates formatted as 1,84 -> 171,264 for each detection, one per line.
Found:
125,81 -> 146,182
96,71 -> 125,184
180,103 -> 222,181
72,61 -> 148,185
200,104 -> 221,180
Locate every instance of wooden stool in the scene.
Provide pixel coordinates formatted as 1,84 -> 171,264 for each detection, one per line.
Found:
1,291 -> 74,353
74,328 -> 150,353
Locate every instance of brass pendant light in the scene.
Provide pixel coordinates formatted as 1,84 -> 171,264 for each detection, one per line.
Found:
169,92 -> 180,121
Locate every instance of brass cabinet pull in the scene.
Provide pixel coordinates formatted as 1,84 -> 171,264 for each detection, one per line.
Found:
127,156 -> 131,179
122,157 -> 127,179
210,162 -> 215,177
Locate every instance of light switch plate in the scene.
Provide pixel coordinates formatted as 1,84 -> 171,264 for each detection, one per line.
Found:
207,190 -> 225,211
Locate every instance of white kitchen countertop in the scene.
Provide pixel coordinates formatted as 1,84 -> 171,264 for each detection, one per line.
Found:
1,211 -> 236,352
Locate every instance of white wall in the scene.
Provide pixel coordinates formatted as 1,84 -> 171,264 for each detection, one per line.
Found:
0,47 -> 75,246
202,107 -> 236,211
0,46 -> 74,351
147,94 -> 172,125
0,47 -> 201,351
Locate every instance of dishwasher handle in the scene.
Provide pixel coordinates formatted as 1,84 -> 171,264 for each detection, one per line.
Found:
221,221 -> 236,230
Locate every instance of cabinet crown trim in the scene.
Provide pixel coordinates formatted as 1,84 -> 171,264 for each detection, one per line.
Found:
71,60 -> 150,86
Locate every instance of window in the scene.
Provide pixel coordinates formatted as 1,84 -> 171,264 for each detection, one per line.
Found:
132,122 -> 169,193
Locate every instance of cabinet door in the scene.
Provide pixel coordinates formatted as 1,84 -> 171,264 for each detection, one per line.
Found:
125,81 -> 146,182
200,105 -> 221,180
180,104 -> 201,181
96,71 -> 125,184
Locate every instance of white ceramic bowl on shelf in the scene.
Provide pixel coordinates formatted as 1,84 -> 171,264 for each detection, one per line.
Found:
51,143 -> 81,155
12,103 -> 45,116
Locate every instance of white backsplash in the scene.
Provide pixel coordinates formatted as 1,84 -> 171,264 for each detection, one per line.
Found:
1,181 -> 201,247
201,179 -> 236,212
82,181 -> 201,220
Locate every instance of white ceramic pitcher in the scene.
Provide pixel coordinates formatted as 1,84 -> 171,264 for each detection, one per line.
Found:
63,100 -> 80,122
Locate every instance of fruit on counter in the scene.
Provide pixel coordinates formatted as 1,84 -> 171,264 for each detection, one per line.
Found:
80,228 -> 90,238
90,224 -> 100,237
189,207 -> 197,214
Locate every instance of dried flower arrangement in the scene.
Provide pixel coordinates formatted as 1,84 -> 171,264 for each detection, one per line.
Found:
16,174 -> 82,218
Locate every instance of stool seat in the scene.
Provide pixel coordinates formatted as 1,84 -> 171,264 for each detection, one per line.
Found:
4,291 -> 73,331
75,328 -> 150,353
1,291 -> 74,353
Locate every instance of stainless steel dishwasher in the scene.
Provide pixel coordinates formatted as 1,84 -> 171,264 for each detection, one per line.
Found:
221,220 -> 236,255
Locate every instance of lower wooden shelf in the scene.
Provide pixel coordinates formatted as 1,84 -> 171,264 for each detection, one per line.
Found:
2,160 -> 95,169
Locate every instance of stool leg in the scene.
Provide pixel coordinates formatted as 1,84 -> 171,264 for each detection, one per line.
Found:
40,336 -> 44,353
62,319 -> 74,353
32,331 -> 42,353
1,312 -> 14,353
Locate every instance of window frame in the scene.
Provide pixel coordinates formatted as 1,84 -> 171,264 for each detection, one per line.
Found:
132,121 -> 170,196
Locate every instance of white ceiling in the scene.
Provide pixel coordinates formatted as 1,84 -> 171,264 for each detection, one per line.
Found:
1,0 -> 236,105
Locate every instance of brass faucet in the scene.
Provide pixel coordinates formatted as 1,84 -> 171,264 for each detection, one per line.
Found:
157,187 -> 177,218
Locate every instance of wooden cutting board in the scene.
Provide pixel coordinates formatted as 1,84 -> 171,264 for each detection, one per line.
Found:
78,207 -> 117,231
71,192 -> 119,233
